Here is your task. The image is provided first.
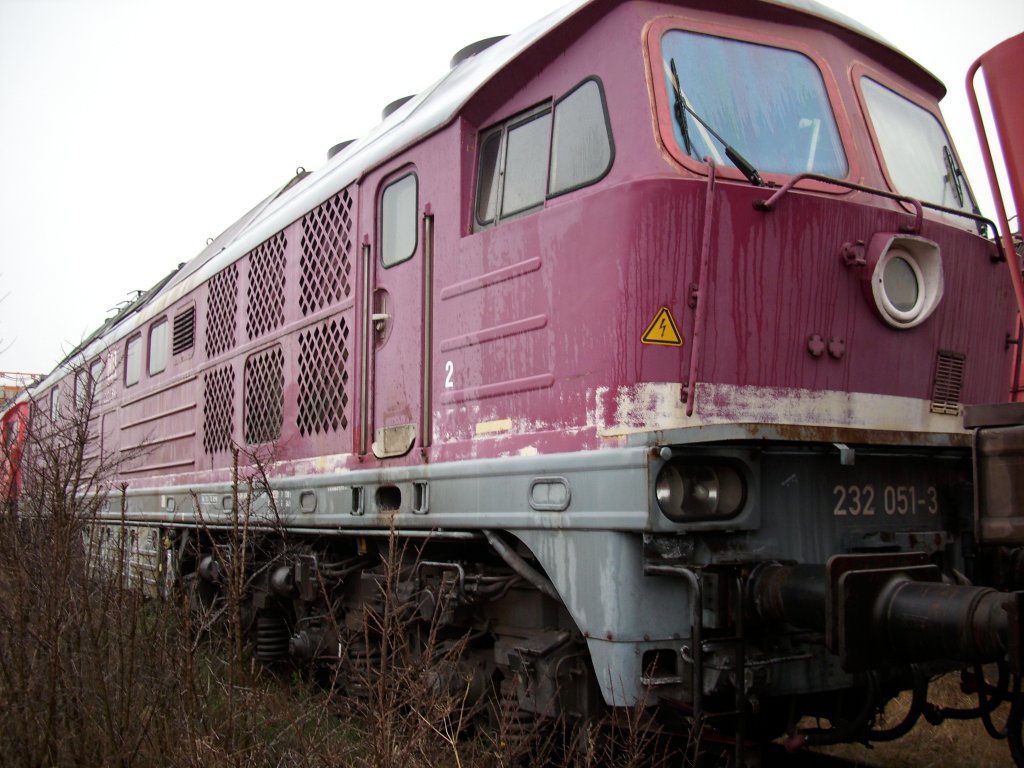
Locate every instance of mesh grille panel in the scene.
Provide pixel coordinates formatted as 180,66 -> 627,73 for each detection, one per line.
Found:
203,365 -> 235,454
931,350 -> 966,415
206,264 -> 238,358
244,346 -> 284,445
299,188 -> 354,316
246,233 -> 287,340
297,318 -> 350,436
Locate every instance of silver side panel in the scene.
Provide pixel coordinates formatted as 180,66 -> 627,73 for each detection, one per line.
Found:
515,529 -> 691,705
96,447 -> 655,531
93,445 -> 691,706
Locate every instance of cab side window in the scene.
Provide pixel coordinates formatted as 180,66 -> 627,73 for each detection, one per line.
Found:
500,109 -> 553,218
149,318 -> 168,376
49,385 -> 61,421
475,77 -> 613,230
380,173 -> 418,267
125,334 -> 142,387
549,79 -> 614,196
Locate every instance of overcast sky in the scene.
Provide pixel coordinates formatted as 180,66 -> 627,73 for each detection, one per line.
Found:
1,0 -> 1022,378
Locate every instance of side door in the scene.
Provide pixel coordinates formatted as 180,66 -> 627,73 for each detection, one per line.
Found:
359,165 -> 427,460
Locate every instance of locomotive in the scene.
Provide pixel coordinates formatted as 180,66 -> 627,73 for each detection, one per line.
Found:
4,0 -> 1024,762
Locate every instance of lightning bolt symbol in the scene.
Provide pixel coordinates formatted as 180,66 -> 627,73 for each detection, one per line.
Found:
659,318 -> 668,336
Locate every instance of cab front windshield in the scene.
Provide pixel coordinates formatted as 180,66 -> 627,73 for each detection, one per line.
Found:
861,77 -> 978,216
661,30 -> 847,178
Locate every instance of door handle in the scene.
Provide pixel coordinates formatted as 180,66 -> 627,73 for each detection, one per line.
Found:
372,290 -> 390,335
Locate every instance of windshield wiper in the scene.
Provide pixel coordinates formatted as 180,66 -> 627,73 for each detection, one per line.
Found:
668,59 -> 694,156
942,144 -> 965,208
942,143 -> 986,235
668,58 -> 765,187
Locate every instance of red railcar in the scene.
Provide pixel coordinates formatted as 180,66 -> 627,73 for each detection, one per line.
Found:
0,401 -> 28,503
10,1 -> 1024,762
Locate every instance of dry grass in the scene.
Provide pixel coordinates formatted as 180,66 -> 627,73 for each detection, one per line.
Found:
0,502 -> 676,768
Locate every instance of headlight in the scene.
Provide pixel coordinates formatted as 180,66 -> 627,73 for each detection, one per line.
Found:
656,461 -> 746,522
864,234 -> 943,329
878,248 -> 923,320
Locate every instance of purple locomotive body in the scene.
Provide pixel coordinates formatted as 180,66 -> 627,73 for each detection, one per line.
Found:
9,0 -> 1024,760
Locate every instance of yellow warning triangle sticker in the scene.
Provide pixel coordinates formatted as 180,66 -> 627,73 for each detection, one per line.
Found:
641,307 -> 683,346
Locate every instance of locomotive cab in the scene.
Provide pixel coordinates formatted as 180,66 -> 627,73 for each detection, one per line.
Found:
623,3 -> 1024,756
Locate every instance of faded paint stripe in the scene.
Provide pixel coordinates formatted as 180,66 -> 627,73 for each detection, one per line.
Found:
593,382 -> 967,439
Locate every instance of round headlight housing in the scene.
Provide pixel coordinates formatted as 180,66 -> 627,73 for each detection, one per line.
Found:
655,461 -> 746,522
865,234 -> 943,329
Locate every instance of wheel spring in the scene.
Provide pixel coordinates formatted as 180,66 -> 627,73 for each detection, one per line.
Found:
499,709 -> 544,755
344,639 -> 382,699
255,613 -> 290,663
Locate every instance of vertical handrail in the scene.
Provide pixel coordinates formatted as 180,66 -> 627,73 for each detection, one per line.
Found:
732,572 -> 747,768
1013,317 -> 1024,403
359,242 -> 372,456
645,564 -> 704,724
686,161 -> 717,416
680,566 -> 704,725
421,212 -> 435,451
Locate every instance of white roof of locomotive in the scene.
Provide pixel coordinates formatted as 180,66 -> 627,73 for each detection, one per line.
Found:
37,0 -> 913,390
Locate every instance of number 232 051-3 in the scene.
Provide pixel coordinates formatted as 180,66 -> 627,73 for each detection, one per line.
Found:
833,484 -> 939,517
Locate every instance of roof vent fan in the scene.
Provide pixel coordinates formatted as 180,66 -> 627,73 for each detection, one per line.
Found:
450,35 -> 507,69
382,95 -> 415,120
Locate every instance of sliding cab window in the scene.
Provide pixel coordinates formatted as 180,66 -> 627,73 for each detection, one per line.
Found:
125,334 -> 142,387
149,318 -> 168,376
475,78 -> 614,230
380,173 -> 418,267
860,77 -> 978,218
657,30 -> 847,178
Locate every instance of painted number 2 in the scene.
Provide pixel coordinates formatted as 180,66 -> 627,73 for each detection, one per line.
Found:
444,360 -> 455,389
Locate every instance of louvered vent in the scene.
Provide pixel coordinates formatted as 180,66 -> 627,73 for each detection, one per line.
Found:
246,233 -> 287,340
244,346 -> 284,445
172,306 -> 196,355
203,364 -> 235,454
206,264 -> 238,358
931,350 -> 966,415
297,318 -> 350,436
299,188 -> 354,316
